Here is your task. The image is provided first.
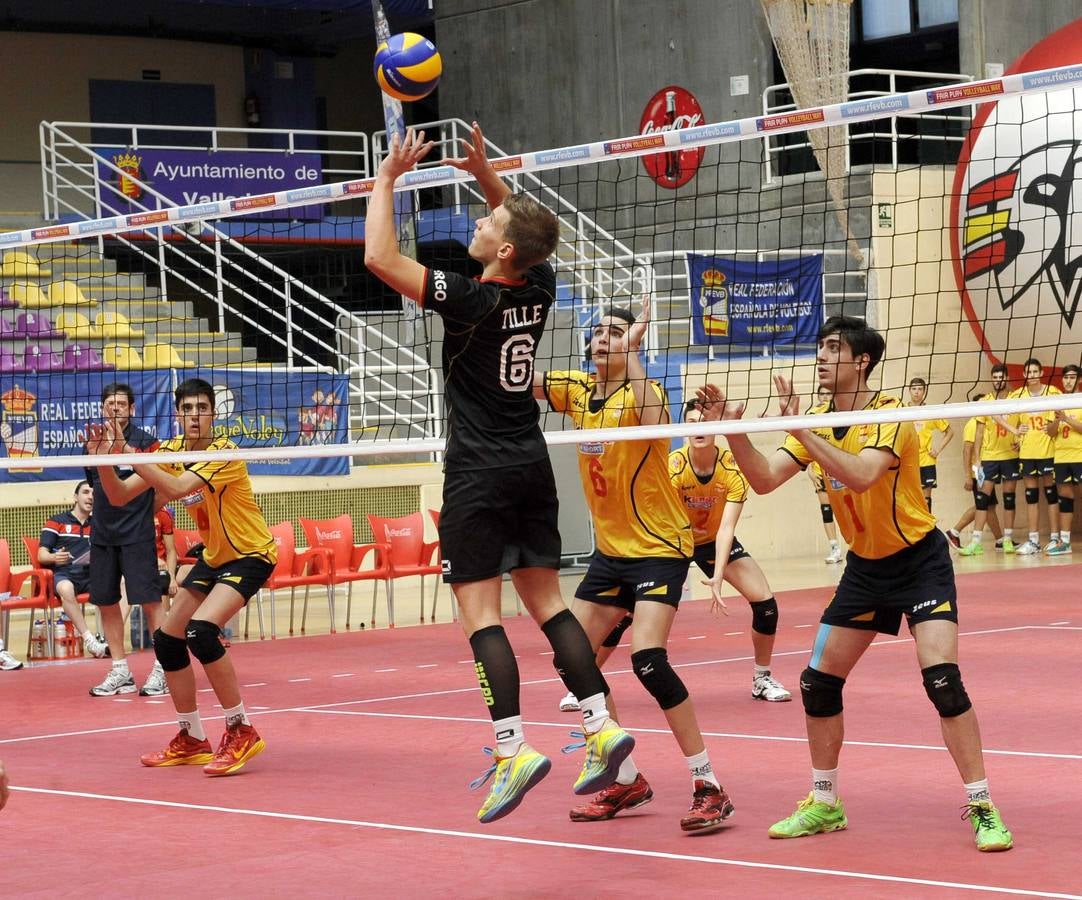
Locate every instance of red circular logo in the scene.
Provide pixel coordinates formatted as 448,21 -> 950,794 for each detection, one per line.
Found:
639,86 -> 705,189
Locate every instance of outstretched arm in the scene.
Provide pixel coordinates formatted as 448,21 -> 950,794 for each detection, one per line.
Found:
625,296 -> 668,427
446,121 -> 511,211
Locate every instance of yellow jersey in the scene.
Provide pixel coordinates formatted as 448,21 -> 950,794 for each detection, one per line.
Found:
977,392 -> 1018,461
912,413 -> 949,466
1053,401 -> 1082,463
544,371 -> 692,558
1008,385 -> 1061,459
157,437 -> 277,568
781,393 -> 936,559
963,417 -> 977,444
668,445 -> 749,547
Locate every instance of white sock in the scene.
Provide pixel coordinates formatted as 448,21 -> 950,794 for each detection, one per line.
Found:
964,778 -> 991,803
1063,531 -> 1072,544
1004,528 -> 1013,539
754,664 -> 771,679
685,749 -> 720,789
948,528 -> 959,538
112,658 -> 129,673
222,702 -> 250,729
969,529 -> 982,543
813,767 -> 839,804
615,754 -> 640,786
1029,531 -> 1040,545
579,692 -> 610,734
178,709 -> 206,741
493,714 -> 523,758
82,629 -> 95,641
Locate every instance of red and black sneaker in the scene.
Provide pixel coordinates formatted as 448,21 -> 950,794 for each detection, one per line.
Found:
570,773 -> 654,822
680,780 -> 735,834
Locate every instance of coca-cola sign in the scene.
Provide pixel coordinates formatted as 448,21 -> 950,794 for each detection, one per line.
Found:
639,85 -> 705,189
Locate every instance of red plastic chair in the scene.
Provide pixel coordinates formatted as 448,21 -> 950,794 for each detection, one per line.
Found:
298,514 -> 390,632
0,538 -> 60,659
22,534 -> 95,637
250,521 -> 334,640
172,529 -> 203,566
367,511 -> 443,626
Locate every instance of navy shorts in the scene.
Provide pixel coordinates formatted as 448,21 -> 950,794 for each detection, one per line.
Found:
182,555 -> 274,603
691,538 -> 751,578
1054,461 -> 1082,485
439,459 -> 561,583
54,567 -> 90,596
576,552 -> 691,613
822,529 -> 957,636
1020,457 -> 1054,478
89,540 -> 162,607
981,459 -> 1020,484
919,464 -> 938,488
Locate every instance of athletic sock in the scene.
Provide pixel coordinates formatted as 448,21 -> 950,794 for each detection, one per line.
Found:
1063,531 -> 1072,544
812,767 -> 839,804
754,663 -> 771,679
1029,531 -> 1040,545
493,714 -> 524,758
222,702 -> 250,728
615,754 -> 640,786
469,625 -> 520,722
82,629 -> 95,642
947,528 -> 960,539
969,528 -> 982,543
178,709 -> 206,741
964,778 -> 991,803
1003,528 -> 1013,539
112,658 -> 129,673
685,749 -> 720,790
578,692 -> 610,734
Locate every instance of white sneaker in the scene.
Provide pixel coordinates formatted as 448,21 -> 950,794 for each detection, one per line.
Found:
90,667 -> 136,696
1015,540 -> 1040,556
824,545 -> 843,564
139,664 -> 169,697
752,672 -> 792,702
83,633 -> 109,659
0,648 -> 24,671
558,691 -> 580,712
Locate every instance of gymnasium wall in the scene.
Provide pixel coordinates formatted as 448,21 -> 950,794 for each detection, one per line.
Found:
959,0 -> 1082,76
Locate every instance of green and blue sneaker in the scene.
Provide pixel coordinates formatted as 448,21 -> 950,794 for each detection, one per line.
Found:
470,744 -> 551,824
963,800 -> 1013,852
563,722 -> 636,796
768,793 -> 848,838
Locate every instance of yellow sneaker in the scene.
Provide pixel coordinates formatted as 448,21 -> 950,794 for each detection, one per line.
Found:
768,793 -> 848,838
963,800 -> 1013,852
568,722 -> 636,795
471,744 -> 551,824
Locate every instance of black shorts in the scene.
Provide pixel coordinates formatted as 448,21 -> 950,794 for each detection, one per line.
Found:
54,567 -> 90,596
981,459 -> 1020,483
919,464 -> 938,488
1020,457 -> 1054,478
181,556 -> 274,603
822,529 -> 957,636
89,540 -> 162,607
575,552 -> 691,613
973,485 -> 998,505
439,460 -> 561,583
691,539 -> 751,578
1054,461 -> 1082,485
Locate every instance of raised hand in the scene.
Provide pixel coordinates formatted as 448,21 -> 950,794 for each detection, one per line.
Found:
378,128 -> 434,181
446,121 -> 492,178
696,383 -> 746,421
773,374 -> 801,418
628,294 -> 651,351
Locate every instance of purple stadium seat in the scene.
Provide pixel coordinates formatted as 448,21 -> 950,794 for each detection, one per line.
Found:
0,317 -> 16,339
63,343 -> 114,372
0,288 -> 14,309
15,311 -> 63,339
1,346 -> 26,373
23,343 -> 66,372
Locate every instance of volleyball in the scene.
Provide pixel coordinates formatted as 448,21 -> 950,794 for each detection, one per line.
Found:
373,33 -> 442,102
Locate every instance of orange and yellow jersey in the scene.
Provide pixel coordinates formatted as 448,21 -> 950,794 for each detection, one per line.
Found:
977,393 -> 1018,461
157,437 -> 277,568
1053,399 -> 1082,463
544,370 -> 692,559
781,393 -> 936,559
668,445 -> 749,546
911,412 -> 949,466
1008,385 -> 1061,459
963,417 -> 977,445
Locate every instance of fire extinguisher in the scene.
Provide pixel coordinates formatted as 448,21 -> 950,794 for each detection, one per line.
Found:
245,94 -> 261,127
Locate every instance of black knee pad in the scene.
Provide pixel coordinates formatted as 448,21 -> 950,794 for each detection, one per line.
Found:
749,597 -> 779,635
601,614 -> 633,648
820,503 -> 834,524
631,647 -> 688,710
153,628 -> 190,672
1003,491 -> 1016,511
974,491 -> 990,511
922,662 -> 972,718
1044,485 -> 1058,506
1025,487 -> 1040,505
799,666 -> 845,718
186,619 -> 226,665
1060,497 -> 1075,514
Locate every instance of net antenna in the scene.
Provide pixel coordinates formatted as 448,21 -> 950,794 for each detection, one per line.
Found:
760,0 -> 864,266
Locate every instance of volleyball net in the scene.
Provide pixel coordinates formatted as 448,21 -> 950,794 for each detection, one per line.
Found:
3,63 -> 1082,477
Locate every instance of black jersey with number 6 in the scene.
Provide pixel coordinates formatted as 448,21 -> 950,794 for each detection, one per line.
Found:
423,263 -> 554,472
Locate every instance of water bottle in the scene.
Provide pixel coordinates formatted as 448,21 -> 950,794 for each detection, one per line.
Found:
54,619 -> 69,658
30,619 -> 46,659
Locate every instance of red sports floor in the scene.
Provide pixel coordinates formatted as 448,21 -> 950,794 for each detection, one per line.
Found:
2,566 -> 1080,899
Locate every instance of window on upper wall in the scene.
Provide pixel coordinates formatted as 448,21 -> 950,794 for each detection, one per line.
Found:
858,0 -> 959,41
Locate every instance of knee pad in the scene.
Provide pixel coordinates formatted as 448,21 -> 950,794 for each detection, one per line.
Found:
922,662 -> 972,718
601,614 -> 633,648
1003,491 -> 1016,511
974,491 -> 990,511
749,597 -> 779,635
631,647 -> 688,710
1060,497 -> 1075,514
1025,487 -> 1040,505
1044,485 -> 1058,506
153,628 -> 190,672
799,666 -> 845,718
186,619 -> 226,665
820,503 -> 834,524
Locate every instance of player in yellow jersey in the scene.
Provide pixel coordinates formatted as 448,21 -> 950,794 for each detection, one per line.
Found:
88,378 -> 275,776
962,364 -> 1019,555
700,315 -> 1012,852
808,386 -> 844,562
1003,358 -> 1061,555
539,303 -> 734,834
906,377 -> 955,512
1045,364 -> 1082,555
945,394 -> 1003,550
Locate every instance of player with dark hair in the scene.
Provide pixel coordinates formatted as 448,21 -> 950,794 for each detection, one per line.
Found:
365,123 -> 631,824
539,304 -> 734,834
88,377 -> 276,776
701,315 -> 1012,852
1045,364 -> 1082,555
906,377 -> 954,512
945,394 -> 1003,550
